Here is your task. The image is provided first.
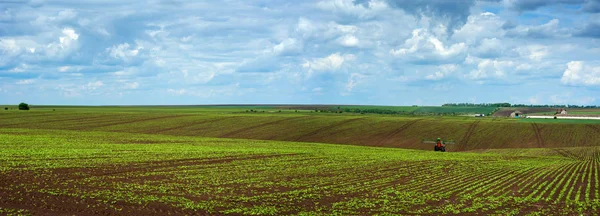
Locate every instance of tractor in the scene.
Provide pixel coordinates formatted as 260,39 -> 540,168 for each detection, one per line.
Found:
422,138 -> 456,152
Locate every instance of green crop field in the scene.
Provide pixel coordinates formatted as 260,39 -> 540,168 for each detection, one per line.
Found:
1,106 -> 600,215
1,128 -> 599,215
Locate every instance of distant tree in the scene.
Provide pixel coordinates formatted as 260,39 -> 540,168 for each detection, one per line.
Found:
18,102 -> 29,110
4,107 -> 7,110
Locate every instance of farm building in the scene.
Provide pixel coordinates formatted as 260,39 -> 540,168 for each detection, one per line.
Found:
556,108 -> 568,115
510,111 -> 522,118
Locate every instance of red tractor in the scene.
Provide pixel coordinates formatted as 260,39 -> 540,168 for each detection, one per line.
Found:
422,138 -> 456,152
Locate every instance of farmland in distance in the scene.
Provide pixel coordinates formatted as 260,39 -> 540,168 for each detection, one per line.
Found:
1,107 -> 600,151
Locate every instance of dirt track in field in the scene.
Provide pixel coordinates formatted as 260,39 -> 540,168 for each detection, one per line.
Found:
459,120 -> 480,151
221,116 -> 308,138
374,119 -> 422,146
293,118 -> 364,142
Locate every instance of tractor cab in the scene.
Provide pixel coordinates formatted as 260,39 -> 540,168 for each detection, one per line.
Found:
422,138 -> 456,152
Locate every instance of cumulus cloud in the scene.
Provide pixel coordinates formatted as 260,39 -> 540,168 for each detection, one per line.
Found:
86,81 -> 104,90
2,0 -> 600,105
345,73 -> 366,92
316,0 -> 388,20
390,29 -> 467,64
466,58 -> 515,80
504,0 -> 584,12
561,61 -> 600,86
516,45 -> 549,61
425,64 -> 458,80
107,43 -> 142,60
338,35 -> 359,47
506,19 -> 570,38
302,53 -> 356,71
271,38 -> 303,56
472,38 -> 506,58
382,0 -> 487,31
452,12 -> 505,45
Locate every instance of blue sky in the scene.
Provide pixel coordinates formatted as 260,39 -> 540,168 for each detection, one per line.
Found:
1,0 -> 600,106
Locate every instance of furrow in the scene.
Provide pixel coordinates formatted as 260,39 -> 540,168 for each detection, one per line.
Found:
480,167 -> 538,197
516,165 -> 555,196
531,162 -> 578,200
540,162 -> 580,200
416,165 -> 494,194
577,160 -> 592,202
430,167 -> 507,196
556,162 -> 586,203
593,160 -> 599,201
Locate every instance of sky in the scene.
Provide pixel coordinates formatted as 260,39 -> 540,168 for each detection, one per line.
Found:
1,0 -> 600,106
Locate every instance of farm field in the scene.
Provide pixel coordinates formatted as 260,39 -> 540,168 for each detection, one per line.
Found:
2,107 -> 600,151
1,128 -> 599,215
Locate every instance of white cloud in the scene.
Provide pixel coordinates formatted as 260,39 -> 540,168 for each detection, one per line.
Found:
124,82 -> 139,89
506,19 -> 570,38
345,73 -> 365,92
272,38 -> 302,55
16,79 -> 35,85
167,88 -> 186,95
561,61 -> 600,86
452,12 -> 505,44
516,45 -> 548,61
472,38 -> 504,58
59,66 -> 70,72
390,28 -> 467,63
86,81 -> 104,90
425,64 -> 458,80
338,35 -> 359,47
302,53 -> 356,71
315,0 -> 388,19
107,43 -> 143,60
467,58 -> 515,80
43,28 -> 80,58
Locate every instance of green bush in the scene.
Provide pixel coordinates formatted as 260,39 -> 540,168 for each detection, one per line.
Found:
4,107 -> 7,110
18,102 -> 29,110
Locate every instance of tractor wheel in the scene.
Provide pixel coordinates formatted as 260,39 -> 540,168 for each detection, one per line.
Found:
434,146 -> 439,151
441,147 -> 446,152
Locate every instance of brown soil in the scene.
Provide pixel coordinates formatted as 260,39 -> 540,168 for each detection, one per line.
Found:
374,119 -> 422,146
220,116 -> 307,138
80,115 -> 191,130
293,118 -> 364,142
145,116 -> 238,134
531,123 -> 545,148
459,120 -> 480,150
